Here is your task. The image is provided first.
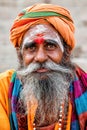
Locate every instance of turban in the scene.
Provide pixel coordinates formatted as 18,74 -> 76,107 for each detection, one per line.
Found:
10,3 -> 75,50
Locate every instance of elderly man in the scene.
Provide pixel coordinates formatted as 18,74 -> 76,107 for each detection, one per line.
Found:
0,3 -> 87,130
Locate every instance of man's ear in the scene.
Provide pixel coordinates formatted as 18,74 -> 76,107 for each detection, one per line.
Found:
16,47 -> 21,55
16,47 -> 21,57
16,47 -> 20,51
16,47 -> 23,67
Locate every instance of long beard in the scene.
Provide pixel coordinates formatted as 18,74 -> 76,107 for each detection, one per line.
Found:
17,60 -> 74,126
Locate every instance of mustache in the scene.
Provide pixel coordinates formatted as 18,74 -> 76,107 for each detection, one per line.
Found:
17,60 -> 71,76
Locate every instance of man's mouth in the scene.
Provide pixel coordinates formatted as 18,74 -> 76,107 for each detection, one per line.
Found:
36,68 -> 49,73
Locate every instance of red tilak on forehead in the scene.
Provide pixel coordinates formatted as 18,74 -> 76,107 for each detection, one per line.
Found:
34,37 -> 45,44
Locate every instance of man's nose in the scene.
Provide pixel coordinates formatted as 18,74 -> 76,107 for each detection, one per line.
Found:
34,48 -> 48,63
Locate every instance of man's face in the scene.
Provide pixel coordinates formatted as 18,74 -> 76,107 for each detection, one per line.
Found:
18,24 -> 73,126
21,24 -> 64,72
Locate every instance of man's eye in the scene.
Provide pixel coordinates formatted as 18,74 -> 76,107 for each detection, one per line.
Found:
25,44 -> 36,51
29,45 -> 36,50
46,43 -> 56,50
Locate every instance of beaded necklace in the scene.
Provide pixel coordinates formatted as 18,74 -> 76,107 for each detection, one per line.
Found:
32,100 -> 69,130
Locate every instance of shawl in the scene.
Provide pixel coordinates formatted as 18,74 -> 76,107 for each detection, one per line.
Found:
10,3 -> 75,50
9,67 -> 87,130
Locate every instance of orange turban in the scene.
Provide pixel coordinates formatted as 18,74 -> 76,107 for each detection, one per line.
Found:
10,3 -> 75,50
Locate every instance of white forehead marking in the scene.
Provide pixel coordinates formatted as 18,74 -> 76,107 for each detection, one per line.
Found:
23,24 -> 64,52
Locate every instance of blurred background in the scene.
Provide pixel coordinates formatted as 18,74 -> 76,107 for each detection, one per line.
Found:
0,0 -> 87,72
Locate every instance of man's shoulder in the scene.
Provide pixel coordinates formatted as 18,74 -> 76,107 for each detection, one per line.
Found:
0,69 -> 15,80
0,69 -> 15,99
0,69 -> 15,87
75,65 -> 87,76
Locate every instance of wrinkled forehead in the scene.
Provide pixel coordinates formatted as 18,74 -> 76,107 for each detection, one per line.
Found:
22,24 -> 64,52
23,24 -> 62,39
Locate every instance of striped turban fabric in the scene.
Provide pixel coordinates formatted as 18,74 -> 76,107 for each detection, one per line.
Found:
10,3 -> 75,50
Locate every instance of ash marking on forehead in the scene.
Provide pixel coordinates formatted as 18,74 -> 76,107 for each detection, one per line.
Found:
22,24 -> 64,52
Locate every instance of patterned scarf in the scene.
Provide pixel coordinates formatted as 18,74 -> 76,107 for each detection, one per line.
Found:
70,67 -> 87,130
9,72 -> 23,130
9,67 -> 87,130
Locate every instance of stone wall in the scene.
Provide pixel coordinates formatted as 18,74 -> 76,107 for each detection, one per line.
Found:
0,0 -> 87,72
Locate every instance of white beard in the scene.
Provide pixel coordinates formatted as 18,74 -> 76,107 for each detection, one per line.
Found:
17,60 -> 74,126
